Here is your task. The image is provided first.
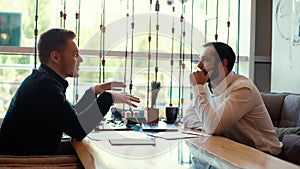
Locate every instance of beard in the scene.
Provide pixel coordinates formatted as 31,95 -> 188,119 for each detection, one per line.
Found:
209,65 -> 219,81
69,66 -> 80,77
70,71 -> 79,77
204,62 -> 219,82
61,60 -> 80,78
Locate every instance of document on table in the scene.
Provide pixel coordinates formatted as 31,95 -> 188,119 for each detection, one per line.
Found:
181,130 -> 211,137
109,138 -> 155,145
89,131 -> 152,140
88,131 -> 156,146
146,131 -> 203,140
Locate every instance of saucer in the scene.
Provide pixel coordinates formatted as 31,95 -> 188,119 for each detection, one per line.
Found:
163,120 -> 175,124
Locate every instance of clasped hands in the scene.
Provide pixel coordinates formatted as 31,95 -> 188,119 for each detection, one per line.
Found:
92,81 -> 140,108
190,69 -> 213,86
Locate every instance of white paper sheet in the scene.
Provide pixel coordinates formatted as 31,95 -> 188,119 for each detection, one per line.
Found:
109,138 -> 156,145
88,131 -> 152,141
146,131 -> 201,140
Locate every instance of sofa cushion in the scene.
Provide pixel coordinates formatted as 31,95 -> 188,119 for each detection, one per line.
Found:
274,127 -> 300,141
281,133 -> 300,165
279,95 -> 300,127
261,93 -> 287,127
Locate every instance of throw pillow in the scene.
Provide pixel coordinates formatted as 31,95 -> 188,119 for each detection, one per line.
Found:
281,133 -> 300,165
274,127 -> 300,141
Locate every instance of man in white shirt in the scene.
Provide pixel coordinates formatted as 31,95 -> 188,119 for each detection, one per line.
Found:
183,42 -> 282,155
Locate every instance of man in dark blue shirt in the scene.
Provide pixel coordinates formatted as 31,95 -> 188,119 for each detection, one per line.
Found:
0,28 -> 140,155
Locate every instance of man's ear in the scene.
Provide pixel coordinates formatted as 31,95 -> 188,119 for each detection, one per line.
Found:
221,58 -> 229,75
222,58 -> 228,68
49,51 -> 60,64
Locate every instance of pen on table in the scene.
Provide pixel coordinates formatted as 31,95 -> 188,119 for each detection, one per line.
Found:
181,130 -> 204,136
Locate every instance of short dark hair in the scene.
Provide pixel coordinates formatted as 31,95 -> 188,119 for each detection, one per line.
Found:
203,42 -> 236,72
38,28 -> 76,64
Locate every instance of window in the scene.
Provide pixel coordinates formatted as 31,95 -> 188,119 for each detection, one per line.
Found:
0,0 -> 253,117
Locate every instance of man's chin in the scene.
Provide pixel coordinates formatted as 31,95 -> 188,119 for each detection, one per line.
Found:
67,73 -> 80,78
202,69 -> 208,75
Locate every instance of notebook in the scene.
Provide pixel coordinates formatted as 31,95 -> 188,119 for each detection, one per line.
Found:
109,138 -> 156,145
140,122 -> 178,132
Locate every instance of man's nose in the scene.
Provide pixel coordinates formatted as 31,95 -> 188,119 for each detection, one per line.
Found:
197,61 -> 203,69
78,55 -> 83,62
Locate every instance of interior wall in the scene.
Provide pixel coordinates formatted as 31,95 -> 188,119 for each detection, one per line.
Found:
271,0 -> 300,93
254,0 -> 272,92
254,61 -> 271,92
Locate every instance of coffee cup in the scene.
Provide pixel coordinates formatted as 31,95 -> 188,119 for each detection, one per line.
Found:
133,111 -> 140,117
123,111 -> 131,118
165,107 -> 179,124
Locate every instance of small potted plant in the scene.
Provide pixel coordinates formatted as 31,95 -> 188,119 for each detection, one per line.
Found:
145,81 -> 161,123
151,81 -> 161,108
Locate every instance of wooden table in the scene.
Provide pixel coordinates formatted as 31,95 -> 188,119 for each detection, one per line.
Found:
186,136 -> 300,169
72,130 -> 299,169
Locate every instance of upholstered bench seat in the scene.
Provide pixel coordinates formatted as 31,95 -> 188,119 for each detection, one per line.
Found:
261,93 -> 300,165
0,154 -> 83,169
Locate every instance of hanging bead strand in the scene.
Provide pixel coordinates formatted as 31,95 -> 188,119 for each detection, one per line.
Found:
204,0 -> 208,43
147,0 -> 153,109
227,0 -> 231,44
215,0 -> 219,41
34,0 -> 38,69
190,0 -> 194,100
154,0 -> 160,82
98,0 -> 104,83
124,0 -> 129,89
63,0 -> 67,28
169,5 -> 175,107
73,0 -> 81,104
75,0 -> 81,47
180,2 -> 186,119
178,0 -> 184,109
60,0 -> 63,28
236,0 -> 240,73
102,0 -> 106,83
129,0 -> 135,94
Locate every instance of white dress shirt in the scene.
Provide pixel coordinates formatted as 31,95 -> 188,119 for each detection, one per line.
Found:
183,71 -> 282,155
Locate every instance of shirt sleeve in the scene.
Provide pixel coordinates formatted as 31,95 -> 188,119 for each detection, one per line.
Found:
192,82 -> 255,135
182,85 -> 205,129
73,90 -> 114,140
74,87 -> 97,113
182,103 -> 202,129
39,79 -> 113,141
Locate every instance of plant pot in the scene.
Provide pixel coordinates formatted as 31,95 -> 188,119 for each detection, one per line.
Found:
144,108 -> 159,123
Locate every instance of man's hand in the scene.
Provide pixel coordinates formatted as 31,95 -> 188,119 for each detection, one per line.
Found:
92,81 -> 140,107
92,81 -> 126,94
110,92 -> 141,108
190,70 -> 210,85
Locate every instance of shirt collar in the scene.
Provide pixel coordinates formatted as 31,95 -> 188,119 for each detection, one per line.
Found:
213,71 -> 236,96
39,64 -> 69,89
